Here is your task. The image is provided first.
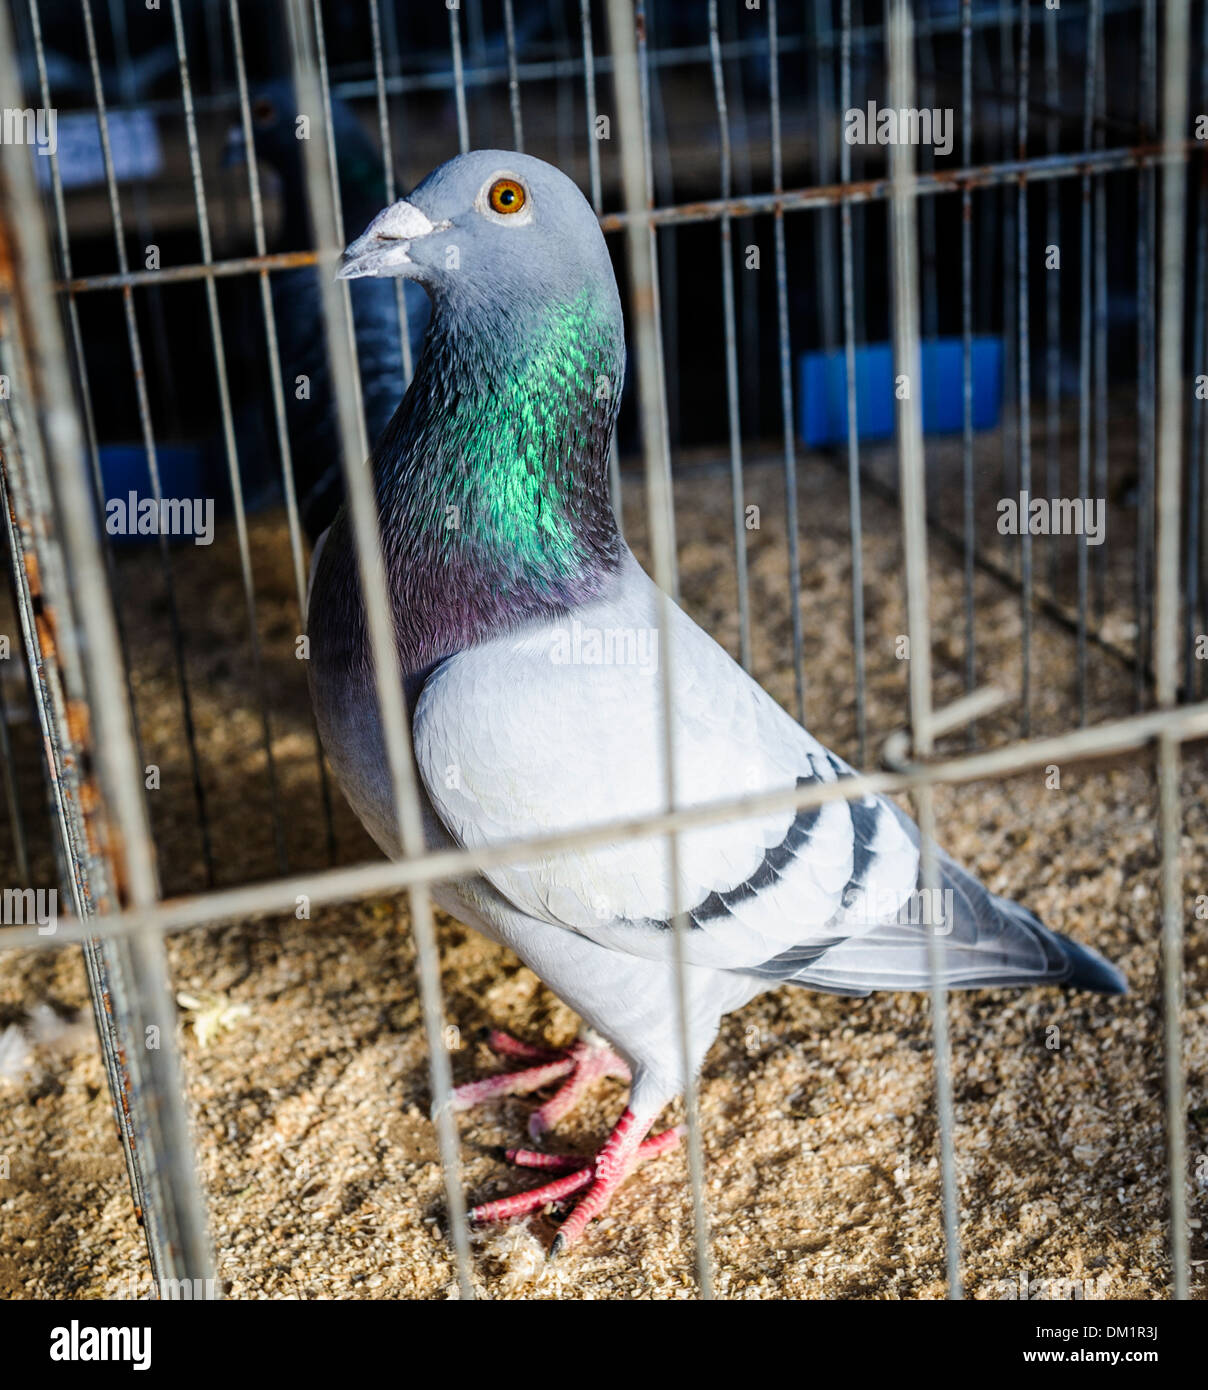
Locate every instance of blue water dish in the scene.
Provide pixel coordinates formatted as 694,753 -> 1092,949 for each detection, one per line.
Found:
798,337 -> 1003,447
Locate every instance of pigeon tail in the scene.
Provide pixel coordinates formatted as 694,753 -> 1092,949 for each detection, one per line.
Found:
1010,905 -> 1128,996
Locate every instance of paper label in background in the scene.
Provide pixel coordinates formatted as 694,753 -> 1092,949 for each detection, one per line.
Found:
35,108 -> 161,189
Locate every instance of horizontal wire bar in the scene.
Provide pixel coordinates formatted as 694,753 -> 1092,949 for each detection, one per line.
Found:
54,142 -> 1183,299
4,696 -> 1207,956
595,141 -> 1189,230
59,248 -> 320,294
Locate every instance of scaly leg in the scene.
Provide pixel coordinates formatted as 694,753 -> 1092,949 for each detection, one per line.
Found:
470,1111 -> 685,1253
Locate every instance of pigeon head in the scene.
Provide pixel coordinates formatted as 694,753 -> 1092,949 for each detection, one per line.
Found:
312,150 -> 627,681
337,150 -> 618,322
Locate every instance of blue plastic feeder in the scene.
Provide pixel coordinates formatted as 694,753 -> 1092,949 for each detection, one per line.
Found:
798,336 -> 1003,447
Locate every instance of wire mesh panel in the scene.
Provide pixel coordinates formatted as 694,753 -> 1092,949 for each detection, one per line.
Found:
0,0 -> 1201,1302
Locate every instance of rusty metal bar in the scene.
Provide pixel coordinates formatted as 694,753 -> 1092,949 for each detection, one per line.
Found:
0,0 -> 215,1295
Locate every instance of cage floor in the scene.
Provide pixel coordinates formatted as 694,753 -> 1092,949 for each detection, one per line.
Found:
1,449 -> 1205,1299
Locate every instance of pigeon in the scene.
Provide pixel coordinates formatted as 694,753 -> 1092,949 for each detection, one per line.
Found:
225,79 -> 428,540
307,149 -> 1127,1256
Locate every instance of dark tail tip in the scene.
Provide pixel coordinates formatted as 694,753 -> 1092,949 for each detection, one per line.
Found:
1057,933 -> 1128,995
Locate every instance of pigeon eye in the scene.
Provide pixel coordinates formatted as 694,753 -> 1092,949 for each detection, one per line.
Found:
488,178 -> 526,215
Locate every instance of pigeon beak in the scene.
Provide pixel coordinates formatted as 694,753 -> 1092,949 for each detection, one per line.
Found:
336,200 -> 441,280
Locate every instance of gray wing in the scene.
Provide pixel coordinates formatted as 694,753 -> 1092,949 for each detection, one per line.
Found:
753,802 -> 1126,996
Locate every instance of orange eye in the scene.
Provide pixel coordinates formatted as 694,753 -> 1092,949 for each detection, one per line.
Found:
488,178 -> 526,215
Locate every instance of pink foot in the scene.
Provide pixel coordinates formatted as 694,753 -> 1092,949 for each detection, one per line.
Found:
451,1030 -> 630,1140
470,1110 -> 685,1253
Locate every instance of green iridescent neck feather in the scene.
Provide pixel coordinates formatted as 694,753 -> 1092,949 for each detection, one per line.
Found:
376,284 -> 625,588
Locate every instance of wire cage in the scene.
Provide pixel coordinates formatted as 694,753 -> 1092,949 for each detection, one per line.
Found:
0,0 -> 1202,1299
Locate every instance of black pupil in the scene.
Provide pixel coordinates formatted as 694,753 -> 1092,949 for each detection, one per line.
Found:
499,187 -> 515,205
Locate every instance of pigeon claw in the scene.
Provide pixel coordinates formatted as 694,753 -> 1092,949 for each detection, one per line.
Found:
468,1110 -> 686,1255
449,1030 -> 629,1136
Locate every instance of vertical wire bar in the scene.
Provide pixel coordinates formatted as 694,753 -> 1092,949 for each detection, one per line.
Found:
1154,0 -> 1191,1303
708,0 -> 751,674
311,0 -> 369,464
0,665 -> 30,886
286,0 -> 474,1301
813,1 -> 839,353
1092,23 -> 1108,633
578,0 -> 623,529
840,0 -> 867,766
549,0 -> 575,169
448,0 -> 471,154
769,0 -> 808,724
960,0 -> 976,743
580,0 -> 603,213
227,0 -> 337,865
369,0 -> 416,386
999,0 -> 1017,519
464,0 -> 490,143
379,1 -> 409,186
1201,0 -> 1208,707
1043,1 -> 1061,600
1185,9 -> 1208,699
1077,0 -> 1102,726
105,0 -> 184,442
721,0 -> 761,441
915,11 -> 938,344
1136,0 -> 1157,704
886,0 -> 962,1300
168,0 -> 287,875
77,0 -> 216,886
633,0 -> 679,597
502,0 -> 525,151
1017,0 -> 1032,736
642,6 -> 680,462
0,0 -> 215,1291
606,0 -> 713,1299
